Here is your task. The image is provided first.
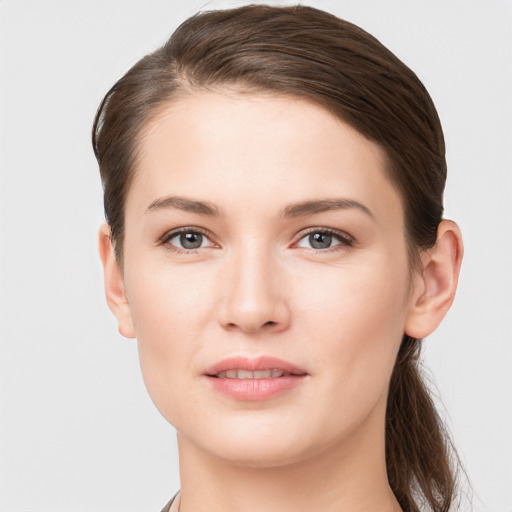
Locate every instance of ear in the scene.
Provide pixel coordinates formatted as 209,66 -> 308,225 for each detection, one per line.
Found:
98,224 -> 136,338
404,220 -> 463,339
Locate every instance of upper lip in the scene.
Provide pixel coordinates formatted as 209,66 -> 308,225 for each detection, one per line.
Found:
204,356 -> 307,376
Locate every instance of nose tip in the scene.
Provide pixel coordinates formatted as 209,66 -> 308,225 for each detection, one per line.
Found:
218,255 -> 290,334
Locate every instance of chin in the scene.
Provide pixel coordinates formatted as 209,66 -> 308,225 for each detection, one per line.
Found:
178,411 -> 335,469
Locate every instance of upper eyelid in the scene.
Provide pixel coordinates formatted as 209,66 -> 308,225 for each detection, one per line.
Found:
293,226 -> 355,244
161,226 -> 214,243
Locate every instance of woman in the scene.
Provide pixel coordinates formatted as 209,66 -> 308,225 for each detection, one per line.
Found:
93,5 -> 463,512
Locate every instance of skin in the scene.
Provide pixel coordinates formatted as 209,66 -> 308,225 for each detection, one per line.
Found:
99,92 -> 463,512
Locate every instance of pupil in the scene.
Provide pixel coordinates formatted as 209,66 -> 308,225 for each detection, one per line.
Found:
180,232 -> 202,249
310,232 -> 331,249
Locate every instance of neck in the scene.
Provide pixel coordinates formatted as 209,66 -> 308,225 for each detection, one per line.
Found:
176,399 -> 401,512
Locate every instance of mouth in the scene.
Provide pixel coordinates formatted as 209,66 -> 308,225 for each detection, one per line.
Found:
212,369 -> 298,379
204,356 -> 307,400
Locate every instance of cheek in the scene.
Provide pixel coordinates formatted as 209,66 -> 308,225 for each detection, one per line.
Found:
294,253 -> 410,422
126,252 -> 216,331
124,259 -> 217,412
126,258 -> 250,428
297,250 -> 410,346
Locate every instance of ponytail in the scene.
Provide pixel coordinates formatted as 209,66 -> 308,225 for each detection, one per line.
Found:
386,336 -> 458,512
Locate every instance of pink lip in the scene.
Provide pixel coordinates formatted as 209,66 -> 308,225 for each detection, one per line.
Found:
204,356 -> 307,401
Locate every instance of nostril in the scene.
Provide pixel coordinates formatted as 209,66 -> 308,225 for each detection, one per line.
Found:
226,319 -> 278,333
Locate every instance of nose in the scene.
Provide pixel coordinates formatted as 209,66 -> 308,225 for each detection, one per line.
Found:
218,245 -> 291,334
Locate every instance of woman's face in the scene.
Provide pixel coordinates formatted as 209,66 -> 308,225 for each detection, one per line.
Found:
118,92 -> 420,466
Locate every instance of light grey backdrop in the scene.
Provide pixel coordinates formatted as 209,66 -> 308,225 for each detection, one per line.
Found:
0,1 -> 511,511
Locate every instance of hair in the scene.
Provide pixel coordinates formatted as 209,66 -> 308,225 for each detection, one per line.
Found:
93,5 -> 459,511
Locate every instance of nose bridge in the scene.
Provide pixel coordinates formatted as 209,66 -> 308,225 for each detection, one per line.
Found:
219,238 -> 289,333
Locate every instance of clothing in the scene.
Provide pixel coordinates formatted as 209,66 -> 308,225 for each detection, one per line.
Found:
160,491 -> 180,512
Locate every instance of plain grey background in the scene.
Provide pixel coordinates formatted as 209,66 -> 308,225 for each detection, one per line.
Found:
0,1 -> 511,511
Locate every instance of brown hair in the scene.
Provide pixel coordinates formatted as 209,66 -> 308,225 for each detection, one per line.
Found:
93,5 -> 459,511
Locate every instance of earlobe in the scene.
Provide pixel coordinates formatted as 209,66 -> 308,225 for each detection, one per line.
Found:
404,220 -> 463,339
98,224 -> 136,338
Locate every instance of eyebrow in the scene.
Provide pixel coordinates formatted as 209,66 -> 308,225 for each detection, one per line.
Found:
281,198 -> 374,219
145,195 -> 374,220
146,196 -> 222,216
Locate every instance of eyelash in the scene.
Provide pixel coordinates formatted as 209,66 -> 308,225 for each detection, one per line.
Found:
160,226 -> 215,254
159,226 -> 354,254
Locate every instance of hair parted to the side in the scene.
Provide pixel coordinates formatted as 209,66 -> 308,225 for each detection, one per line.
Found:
93,5 -> 460,511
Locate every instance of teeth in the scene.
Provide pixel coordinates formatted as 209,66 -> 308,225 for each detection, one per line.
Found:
215,369 -> 290,379
253,370 -> 271,379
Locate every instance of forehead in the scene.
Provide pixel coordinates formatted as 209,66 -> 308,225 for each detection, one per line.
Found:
127,91 -> 402,222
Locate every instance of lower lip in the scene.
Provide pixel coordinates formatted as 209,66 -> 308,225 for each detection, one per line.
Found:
206,375 -> 306,401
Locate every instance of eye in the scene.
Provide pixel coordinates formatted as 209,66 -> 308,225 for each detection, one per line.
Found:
295,229 -> 353,250
162,228 -> 214,252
